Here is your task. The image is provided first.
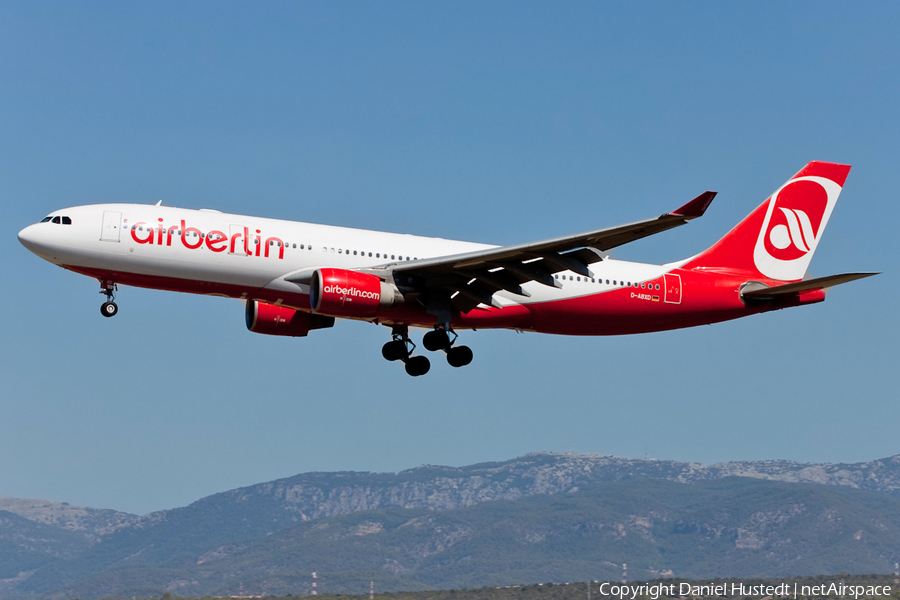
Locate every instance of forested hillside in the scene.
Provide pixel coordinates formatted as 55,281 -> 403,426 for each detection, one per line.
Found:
4,453 -> 900,599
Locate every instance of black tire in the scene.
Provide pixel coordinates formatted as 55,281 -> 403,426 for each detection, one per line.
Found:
405,355 -> 431,376
447,345 -> 473,368
422,329 -> 450,351
382,340 -> 407,361
101,302 -> 118,318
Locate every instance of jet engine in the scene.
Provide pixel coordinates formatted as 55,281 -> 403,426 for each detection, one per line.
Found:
245,300 -> 334,337
309,268 -> 402,318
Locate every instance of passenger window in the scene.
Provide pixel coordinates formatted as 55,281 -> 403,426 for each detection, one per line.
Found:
338,248 -> 342,253
376,253 -> 380,258
391,254 -> 395,259
641,283 -> 645,288
353,250 -> 357,255
369,252 -> 373,257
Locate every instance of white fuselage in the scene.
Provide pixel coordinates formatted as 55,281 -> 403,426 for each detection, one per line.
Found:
19,203 -> 670,315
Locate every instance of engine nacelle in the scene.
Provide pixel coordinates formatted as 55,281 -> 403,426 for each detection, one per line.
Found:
245,300 -> 334,337
310,268 -> 401,318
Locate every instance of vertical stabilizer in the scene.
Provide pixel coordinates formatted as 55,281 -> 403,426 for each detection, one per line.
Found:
683,161 -> 851,281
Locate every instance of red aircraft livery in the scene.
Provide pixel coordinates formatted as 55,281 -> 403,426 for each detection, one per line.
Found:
18,161 -> 876,376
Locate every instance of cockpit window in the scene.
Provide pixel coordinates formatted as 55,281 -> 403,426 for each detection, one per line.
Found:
40,216 -> 52,223
61,216 -> 72,225
51,216 -> 61,224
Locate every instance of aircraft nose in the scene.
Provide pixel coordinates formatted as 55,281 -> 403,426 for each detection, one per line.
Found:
18,224 -> 41,251
18,223 -> 56,260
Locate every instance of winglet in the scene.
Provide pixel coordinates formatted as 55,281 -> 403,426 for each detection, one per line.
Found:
670,191 -> 716,219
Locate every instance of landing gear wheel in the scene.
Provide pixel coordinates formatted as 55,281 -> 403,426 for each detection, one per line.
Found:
423,329 -> 451,351
405,355 -> 431,377
98,279 -> 119,318
382,340 -> 408,361
447,345 -> 473,368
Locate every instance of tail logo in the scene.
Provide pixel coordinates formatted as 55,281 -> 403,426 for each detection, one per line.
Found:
769,208 -> 813,255
764,179 -> 827,261
753,176 -> 842,280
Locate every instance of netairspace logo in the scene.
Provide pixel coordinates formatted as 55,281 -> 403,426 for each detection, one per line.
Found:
596,581 -> 893,599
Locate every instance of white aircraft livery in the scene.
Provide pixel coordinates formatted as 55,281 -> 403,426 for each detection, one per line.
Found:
18,161 -> 875,376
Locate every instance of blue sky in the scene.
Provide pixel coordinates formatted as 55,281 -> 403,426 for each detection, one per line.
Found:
1,2 -> 898,516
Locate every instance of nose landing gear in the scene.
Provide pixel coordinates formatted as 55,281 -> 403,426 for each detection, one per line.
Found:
382,326 -> 431,377
99,279 -> 118,318
423,326 -> 473,368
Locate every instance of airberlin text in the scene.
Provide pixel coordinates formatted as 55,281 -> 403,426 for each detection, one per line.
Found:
129,219 -> 284,259
596,581 -> 892,599
323,285 -> 380,301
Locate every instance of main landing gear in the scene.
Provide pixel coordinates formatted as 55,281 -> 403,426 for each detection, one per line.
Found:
99,279 -> 118,318
382,326 -> 430,377
382,325 -> 474,376
423,327 -> 473,368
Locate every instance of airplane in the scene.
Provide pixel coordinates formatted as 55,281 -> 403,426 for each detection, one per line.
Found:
18,161 -> 876,376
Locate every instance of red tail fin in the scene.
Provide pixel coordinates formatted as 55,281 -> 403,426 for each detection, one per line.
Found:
682,161 -> 851,282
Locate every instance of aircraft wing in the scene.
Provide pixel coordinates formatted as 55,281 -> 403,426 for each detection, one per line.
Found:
382,191 -> 716,313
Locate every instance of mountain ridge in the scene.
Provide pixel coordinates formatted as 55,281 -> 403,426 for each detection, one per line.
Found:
140,452 -> 900,524
4,452 -> 900,599
6,452 -> 900,527
29,478 -> 900,599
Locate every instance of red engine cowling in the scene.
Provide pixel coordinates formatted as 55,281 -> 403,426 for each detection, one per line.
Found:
245,300 -> 335,337
309,268 -> 401,318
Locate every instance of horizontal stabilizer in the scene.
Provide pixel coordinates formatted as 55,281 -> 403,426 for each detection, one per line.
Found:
741,272 -> 878,300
